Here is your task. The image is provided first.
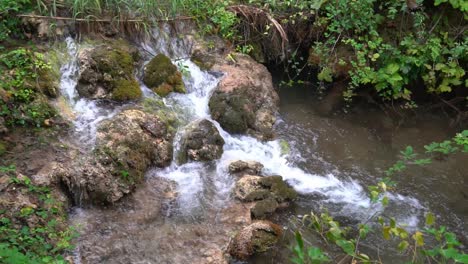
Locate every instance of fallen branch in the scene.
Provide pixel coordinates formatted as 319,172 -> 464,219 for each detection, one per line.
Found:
17,14 -> 193,23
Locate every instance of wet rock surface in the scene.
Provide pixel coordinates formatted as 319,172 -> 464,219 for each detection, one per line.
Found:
179,119 -> 225,163
143,54 -> 186,97
76,41 -> 142,101
234,175 -> 297,219
228,160 -> 264,175
209,54 -> 279,140
59,109 -> 174,204
228,220 -> 282,260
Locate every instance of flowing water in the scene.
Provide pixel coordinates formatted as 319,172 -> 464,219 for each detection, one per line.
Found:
58,33 -> 467,263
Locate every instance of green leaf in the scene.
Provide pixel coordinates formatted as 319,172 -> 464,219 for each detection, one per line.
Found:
336,239 -> 355,255
398,241 -> 409,252
412,231 -> 424,246
425,212 -> 435,226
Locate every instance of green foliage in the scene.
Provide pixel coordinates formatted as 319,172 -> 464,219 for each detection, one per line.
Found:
308,0 -> 467,103
0,165 -> 77,263
0,0 -> 34,41
291,232 -> 330,264
0,48 -> 57,127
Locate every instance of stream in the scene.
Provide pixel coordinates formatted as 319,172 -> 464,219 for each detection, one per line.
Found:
57,32 -> 467,263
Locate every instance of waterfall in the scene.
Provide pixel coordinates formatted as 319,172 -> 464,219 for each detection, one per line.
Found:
59,32 -> 424,229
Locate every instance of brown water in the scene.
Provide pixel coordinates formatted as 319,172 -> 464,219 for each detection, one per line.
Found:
70,83 -> 467,264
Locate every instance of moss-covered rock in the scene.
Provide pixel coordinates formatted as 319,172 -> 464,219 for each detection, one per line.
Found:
143,54 -> 186,97
250,198 -> 278,219
112,79 -> 142,101
76,40 -> 141,101
234,175 -> 297,218
59,109 -> 174,204
178,119 -> 225,164
228,220 -> 282,260
209,91 -> 255,134
36,67 -> 59,98
191,49 -> 216,71
209,54 -> 279,140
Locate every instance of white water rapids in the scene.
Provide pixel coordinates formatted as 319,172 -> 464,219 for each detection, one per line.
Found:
59,32 -> 425,246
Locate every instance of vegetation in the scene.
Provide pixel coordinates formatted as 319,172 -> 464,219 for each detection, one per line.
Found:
291,130 -> 468,264
0,165 -> 77,263
0,47 -> 57,127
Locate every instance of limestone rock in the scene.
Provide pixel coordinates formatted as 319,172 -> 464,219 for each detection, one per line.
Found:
228,160 -> 264,175
209,54 -> 279,140
76,42 -> 141,101
143,54 -> 186,97
228,220 -> 282,260
179,119 -> 224,163
59,109 -> 174,204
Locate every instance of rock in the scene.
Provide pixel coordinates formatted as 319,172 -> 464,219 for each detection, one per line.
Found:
179,119 -> 225,163
143,54 -> 186,97
209,54 -> 279,140
228,220 -> 282,260
76,42 -> 142,101
250,198 -> 279,219
234,175 -> 297,203
228,160 -> 264,175
234,175 -> 297,218
59,109 -> 174,204
0,117 -> 7,134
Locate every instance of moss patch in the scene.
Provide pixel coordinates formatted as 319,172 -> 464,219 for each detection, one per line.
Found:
143,54 -> 186,97
112,79 -> 142,101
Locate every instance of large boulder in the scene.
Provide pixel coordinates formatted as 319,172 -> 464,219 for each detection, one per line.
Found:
209,54 -> 279,140
60,109 -> 174,204
76,41 -> 142,101
234,175 -> 297,219
228,220 -> 282,260
143,54 -> 186,97
179,119 -> 225,164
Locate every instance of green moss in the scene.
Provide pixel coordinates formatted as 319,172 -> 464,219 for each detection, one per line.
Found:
36,68 -> 59,98
251,198 -> 278,219
112,78 -> 142,101
209,92 -> 255,133
143,54 -> 186,97
93,45 -> 134,79
260,176 -> 297,202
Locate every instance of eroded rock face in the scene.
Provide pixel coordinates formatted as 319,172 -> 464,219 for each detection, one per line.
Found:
179,119 -> 224,164
234,175 -> 297,219
228,160 -> 264,175
228,220 -> 282,260
59,109 -> 174,204
76,42 -> 142,101
209,54 -> 279,140
143,54 -> 186,97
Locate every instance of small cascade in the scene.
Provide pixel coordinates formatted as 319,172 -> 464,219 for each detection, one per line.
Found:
59,26 -> 431,263
59,37 -> 123,145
